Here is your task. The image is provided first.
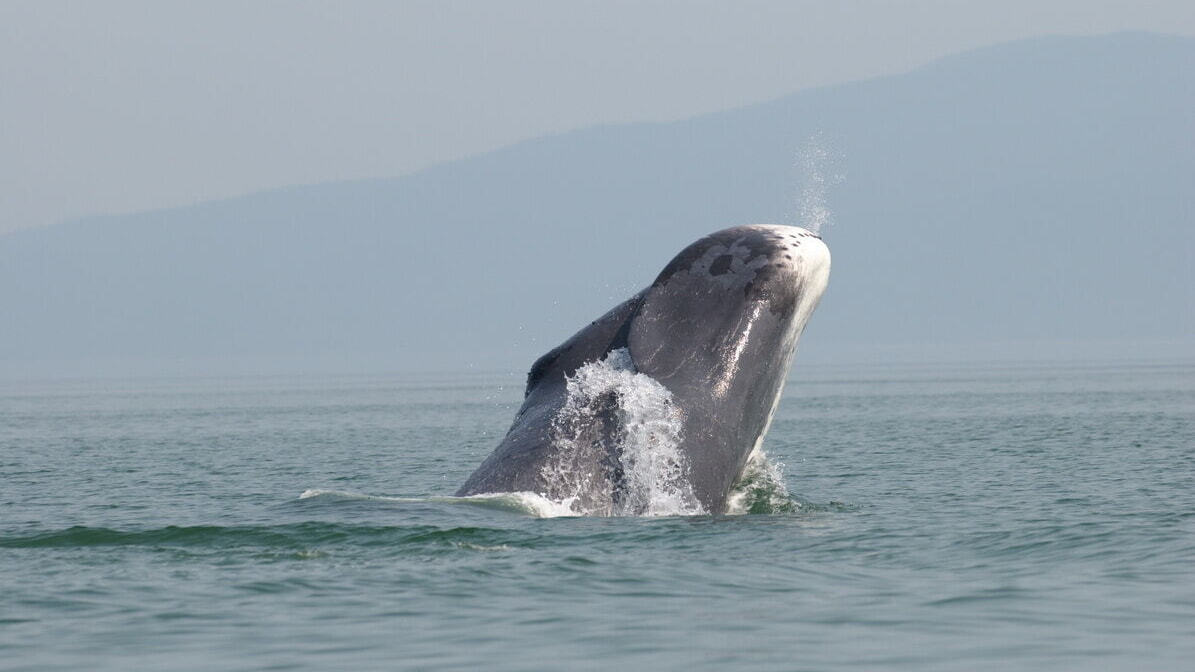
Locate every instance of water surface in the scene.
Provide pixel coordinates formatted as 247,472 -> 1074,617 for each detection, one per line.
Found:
3,362 -> 1193,670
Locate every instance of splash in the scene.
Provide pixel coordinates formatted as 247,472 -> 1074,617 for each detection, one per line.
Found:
542,348 -> 704,517
724,450 -> 801,515
795,133 -> 844,236
303,350 -> 801,518
300,446 -> 802,519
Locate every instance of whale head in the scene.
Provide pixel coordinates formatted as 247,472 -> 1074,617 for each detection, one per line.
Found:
626,225 -> 830,510
458,224 -> 830,515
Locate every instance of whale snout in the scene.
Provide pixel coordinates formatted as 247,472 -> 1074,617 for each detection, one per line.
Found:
760,225 -> 830,284
657,224 -> 829,322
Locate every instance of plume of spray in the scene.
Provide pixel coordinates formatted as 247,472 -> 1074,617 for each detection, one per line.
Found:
794,133 -> 845,237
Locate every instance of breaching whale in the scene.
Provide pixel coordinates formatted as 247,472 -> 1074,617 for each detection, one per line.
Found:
457,225 -> 830,515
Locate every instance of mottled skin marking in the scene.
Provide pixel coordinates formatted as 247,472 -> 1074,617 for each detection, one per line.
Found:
709,254 -> 734,276
458,225 -> 831,514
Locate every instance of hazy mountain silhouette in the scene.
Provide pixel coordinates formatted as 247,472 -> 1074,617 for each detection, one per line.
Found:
3,32 -> 1192,376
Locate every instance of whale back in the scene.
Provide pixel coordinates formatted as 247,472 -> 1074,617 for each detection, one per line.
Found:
455,293 -> 642,509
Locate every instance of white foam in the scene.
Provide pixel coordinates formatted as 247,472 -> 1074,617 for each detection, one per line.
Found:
541,348 -> 704,517
724,449 -> 799,515
452,491 -> 581,518
298,488 -> 430,504
299,488 -> 371,500
296,488 -> 582,518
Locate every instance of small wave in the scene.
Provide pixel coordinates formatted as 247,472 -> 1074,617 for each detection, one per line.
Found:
297,488 -> 580,518
0,521 -> 540,552
0,522 -> 354,549
297,488 -> 412,502
298,452 -> 806,519
300,451 -> 808,520
451,492 -> 581,518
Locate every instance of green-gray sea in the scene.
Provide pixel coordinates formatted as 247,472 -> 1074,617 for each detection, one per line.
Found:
3,361 -> 1193,671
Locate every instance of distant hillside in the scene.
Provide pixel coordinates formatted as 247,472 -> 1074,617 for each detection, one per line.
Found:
3,32 -> 1193,377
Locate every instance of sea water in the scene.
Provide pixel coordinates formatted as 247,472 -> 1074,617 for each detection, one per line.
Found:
2,361 -> 1193,671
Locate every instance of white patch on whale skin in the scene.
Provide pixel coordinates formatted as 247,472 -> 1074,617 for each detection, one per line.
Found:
781,230 -> 832,347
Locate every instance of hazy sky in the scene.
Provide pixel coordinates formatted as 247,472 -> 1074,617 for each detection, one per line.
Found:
3,0 -> 1193,234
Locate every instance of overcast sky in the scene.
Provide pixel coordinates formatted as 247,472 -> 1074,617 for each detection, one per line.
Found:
2,0 -> 1193,234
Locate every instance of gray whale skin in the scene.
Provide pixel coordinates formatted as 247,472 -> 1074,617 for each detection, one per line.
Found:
457,224 -> 831,515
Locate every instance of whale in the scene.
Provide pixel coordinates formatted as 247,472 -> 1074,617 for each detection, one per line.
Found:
457,224 -> 830,515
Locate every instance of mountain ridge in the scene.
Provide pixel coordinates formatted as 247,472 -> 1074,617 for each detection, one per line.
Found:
4,32 -> 1192,376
